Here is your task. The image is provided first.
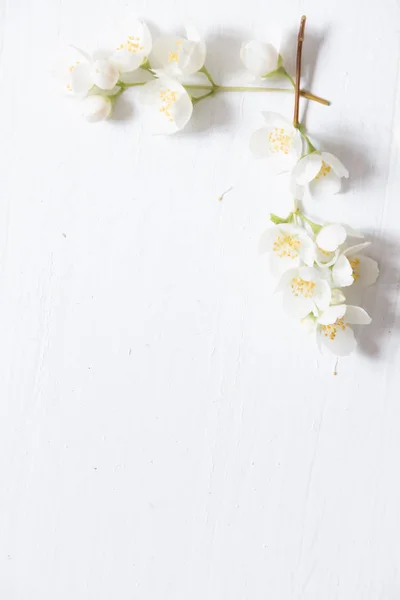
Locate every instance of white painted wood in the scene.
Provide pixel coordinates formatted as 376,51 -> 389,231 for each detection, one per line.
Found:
1,0 -> 400,597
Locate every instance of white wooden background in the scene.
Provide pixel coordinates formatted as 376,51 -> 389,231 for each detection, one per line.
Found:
1,0 -> 400,598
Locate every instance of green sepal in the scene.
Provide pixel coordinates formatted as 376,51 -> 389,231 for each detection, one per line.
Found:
141,58 -> 151,71
270,212 -> 292,225
262,65 -> 286,79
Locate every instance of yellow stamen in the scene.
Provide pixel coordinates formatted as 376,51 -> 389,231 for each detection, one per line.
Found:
315,160 -> 332,179
321,318 -> 349,341
350,257 -> 360,281
291,277 -> 316,298
273,235 -> 300,259
117,36 -> 144,53
168,40 -> 184,63
267,127 -> 292,155
159,88 -> 178,122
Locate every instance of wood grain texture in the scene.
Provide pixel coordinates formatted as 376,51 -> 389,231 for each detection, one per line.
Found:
1,0 -> 400,598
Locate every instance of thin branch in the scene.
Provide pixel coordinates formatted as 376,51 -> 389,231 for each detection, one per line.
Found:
293,15 -> 307,127
183,84 -> 329,105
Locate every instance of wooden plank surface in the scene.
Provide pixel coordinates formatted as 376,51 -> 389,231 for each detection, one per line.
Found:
1,0 -> 400,597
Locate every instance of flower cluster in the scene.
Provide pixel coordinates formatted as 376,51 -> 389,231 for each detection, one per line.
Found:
57,21 -> 325,132
261,215 -> 378,355
250,111 -> 349,198
57,20 -> 208,129
58,20 -> 153,122
58,16 -> 380,360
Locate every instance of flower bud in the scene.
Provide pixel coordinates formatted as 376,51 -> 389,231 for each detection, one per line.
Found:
240,41 -> 279,77
91,59 -> 119,91
82,95 -> 112,123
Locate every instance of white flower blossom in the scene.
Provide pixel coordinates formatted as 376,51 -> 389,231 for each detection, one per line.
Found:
313,222 -> 347,267
250,112 -> 302,172
314,304 -> 372,356
292,151 -> 349,196
59,48 -> 119,98
150,26 -> 206,80
82,95 -> 112,122
56,46 -> 120,97
240,41 -> 280,77
139,76 -> 193,134
332,242 -> 379,288
108,19 -> 152,74
276,266 -> 331,319
259,223 -> 315,276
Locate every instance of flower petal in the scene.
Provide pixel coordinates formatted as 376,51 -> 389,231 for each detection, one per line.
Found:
313,280 -> 332,311
82,95 -> 112,122
315,246 -> 338,268
249,127 -> 271,158
139,77 -> 193,134
240,41 -> 278,76
319,325 -> 357,356
150,36 -> 205,78
331,288 -> 346,305
310,169 -> 342,196
317,304 -> 347,325
321,152 -> 349,178
356,255 -> 379,286
277,223 -> 305,236
283,288 -> 314,319
91,60 -> 119,91
109,20 -> 152,73
316,224 -> 347,252
70,63 -> 92,96
344,225 -> 364,239
275,268 -> 298,293
270,253 -> 300,276
184,22 -> 201,42
119,68 -> 154,84
344,305 -> 372,325
292,153 -> 323,185
298,266 -> 319,282
332,254 -> 354,287
343,241 -> 371,257
290,129 -> 303,159
259,227 -> 278,254
298,235 -> 316,266
262,226 -> 304,274
302,315 -> 318,334
177,39 -> 206,76
110,48 -> 143,73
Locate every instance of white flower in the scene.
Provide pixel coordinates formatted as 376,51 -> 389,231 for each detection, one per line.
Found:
314,222 -> 347,267
90,59 -> 120,90
139,76 -> 193,134
240,41 -> 279,77
109,20 -> 152,74
330,288 -> 346,305
292,151 -> 349,196
56,47 -> 119,96
315,304 -> 372,356
250,112 -> 302,173
276,266 -> 331,319
259,223 -> 315,276
332,242 -> 379,288
82,95 -> 112,122
150,26 -> 206,80
316,223 -> 347,251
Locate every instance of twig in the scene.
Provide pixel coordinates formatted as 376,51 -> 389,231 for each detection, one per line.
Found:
293,15 -> 307,128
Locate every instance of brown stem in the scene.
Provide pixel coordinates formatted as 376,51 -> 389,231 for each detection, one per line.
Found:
293,15 -> 307,127
300,90 -> 330,106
